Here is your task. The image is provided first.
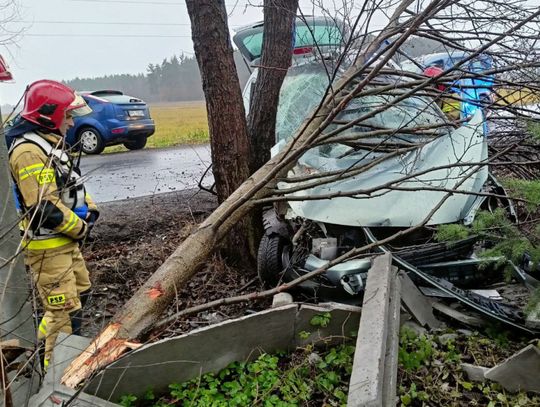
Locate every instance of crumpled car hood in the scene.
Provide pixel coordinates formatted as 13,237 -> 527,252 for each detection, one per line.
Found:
277,111 -> 488,227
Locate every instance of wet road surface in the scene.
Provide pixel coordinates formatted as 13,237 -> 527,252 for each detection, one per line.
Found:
80,145 -> 212,202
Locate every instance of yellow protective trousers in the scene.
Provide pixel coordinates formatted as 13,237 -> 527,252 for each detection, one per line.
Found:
25,242 -> 91,369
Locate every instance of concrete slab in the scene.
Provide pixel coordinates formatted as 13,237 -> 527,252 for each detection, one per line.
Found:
401,320 -> 428,337
348,253 -> 396,407
432,302 -> 486,328
29,386 -> 118,407
485,345 -> 540,393
28,334 -> 106,407
30,304 -> 361,405
272,292 -> 294,308
461,363 -> 488,382
295,303 -> 361,348
72,302 -> 363,403
5,371 -> 40,407
399,272 -> 441,330
84,305 -> 299,402
45,333 -> 92,387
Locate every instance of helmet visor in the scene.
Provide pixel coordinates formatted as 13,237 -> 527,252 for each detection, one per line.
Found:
68,94 -> 92,117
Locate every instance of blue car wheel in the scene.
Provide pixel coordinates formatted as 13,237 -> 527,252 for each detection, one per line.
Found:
124,135 -> 147,151
78,127 -> 105,155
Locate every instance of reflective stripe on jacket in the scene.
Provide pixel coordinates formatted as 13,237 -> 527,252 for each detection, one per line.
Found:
9,132 -> 96,250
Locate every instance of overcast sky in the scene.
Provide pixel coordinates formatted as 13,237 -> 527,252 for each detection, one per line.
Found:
0,0 -> 382,106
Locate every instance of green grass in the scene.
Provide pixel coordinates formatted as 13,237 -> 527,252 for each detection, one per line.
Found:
104,101 -> 209,154
119,343 -> 354,406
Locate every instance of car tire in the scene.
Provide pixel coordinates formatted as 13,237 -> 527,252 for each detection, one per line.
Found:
257,234 -> 289,287
124,135 -> 147,150
78,127 -> 105,155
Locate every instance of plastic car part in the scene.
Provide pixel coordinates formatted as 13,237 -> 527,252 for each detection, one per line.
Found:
311,237 -> 338,260
363,227 -> 540,334
417,257 -> 506,288
392,236 -> 478,266
341,273 -> 365,295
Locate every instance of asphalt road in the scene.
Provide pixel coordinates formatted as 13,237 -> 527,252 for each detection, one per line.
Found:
80,144 -> 212,202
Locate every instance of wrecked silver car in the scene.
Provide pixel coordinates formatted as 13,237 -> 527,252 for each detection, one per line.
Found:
235,17 -> 538,333
247,58 -> 538,334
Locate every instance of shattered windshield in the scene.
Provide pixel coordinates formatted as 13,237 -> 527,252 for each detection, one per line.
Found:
320,93 -> 449,159
276,63 -> 449,159
276,63 -> 330,142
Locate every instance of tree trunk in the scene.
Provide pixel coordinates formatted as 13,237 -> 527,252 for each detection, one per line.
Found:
247,0 -> 299,172
185,0 -> 250,203
185,0 -> 257,263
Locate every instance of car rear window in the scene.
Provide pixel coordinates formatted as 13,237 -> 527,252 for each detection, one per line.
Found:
272,62 -> 450,160
97,94 -> 143,104
239,23 -> 343,62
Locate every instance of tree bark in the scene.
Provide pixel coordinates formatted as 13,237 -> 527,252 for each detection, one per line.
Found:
184,0 -> 257,262
185,0 -> 250,202
247,0 -> 299,172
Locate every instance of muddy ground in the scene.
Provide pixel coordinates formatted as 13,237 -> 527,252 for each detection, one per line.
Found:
81,188 -> 271,340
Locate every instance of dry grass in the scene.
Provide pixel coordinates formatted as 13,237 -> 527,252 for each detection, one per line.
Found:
495,87 -> 540,106
105,101 -> 209,153
149,101 -> 209,146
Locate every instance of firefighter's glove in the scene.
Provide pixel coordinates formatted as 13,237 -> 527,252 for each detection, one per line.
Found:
84,210 -> 100,241
29,200 -> 64,231
73,204 -> 89,220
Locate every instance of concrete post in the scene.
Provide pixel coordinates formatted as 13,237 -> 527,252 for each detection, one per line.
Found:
347,253 -> 401,407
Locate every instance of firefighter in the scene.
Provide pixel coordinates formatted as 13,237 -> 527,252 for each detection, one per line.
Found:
6,79 -> 98,370
423,65 -> 461,120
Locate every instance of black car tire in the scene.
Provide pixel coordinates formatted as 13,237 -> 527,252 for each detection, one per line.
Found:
257,234 -> 289,287
124,135 -> 147,150
78,127 -> 105,155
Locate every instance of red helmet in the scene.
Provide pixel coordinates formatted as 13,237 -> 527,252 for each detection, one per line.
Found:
21,79 -> 91,130
423,66 -> 446,91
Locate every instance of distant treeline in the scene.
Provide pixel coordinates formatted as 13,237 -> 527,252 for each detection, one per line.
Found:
59,37 -> 452,105
64,51 -> 251,103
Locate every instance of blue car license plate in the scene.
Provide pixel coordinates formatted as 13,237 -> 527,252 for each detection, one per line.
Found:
128,110 -> 144,117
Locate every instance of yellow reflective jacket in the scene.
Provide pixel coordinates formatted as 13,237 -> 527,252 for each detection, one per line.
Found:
9,132 -> 98,250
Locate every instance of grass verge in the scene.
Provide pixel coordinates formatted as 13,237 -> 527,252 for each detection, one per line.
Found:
104,101 -> 209,154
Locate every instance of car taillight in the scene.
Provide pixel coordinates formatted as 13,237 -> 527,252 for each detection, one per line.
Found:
293,47 -> 313,55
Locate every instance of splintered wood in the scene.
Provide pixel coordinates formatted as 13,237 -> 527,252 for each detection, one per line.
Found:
61,324 -> 141,388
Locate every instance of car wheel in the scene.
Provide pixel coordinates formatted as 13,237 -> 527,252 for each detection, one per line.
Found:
124,135 -> 147,150
257,234 -> 290,287
78,127 -> 105,155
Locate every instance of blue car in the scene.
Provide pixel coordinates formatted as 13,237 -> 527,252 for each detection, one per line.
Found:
66,90 -> 155,154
